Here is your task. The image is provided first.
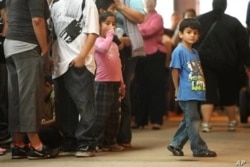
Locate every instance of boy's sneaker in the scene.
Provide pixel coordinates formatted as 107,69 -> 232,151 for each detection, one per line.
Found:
228,120 -> 238,131
193,150 -> 217,157
201,123 -> 212,132
27,145 -> 59,160
12,145 -> 30,159
75,146 -> 95,157
167,145 -> 184,156
102,144 -> 124,152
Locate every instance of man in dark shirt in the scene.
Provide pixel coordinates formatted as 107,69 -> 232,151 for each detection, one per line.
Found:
4,0 -> 57,159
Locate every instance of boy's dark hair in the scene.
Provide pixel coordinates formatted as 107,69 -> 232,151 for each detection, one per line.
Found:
179,18 -> 201,33
99,11 -> 116,25
95,0 -> 114,12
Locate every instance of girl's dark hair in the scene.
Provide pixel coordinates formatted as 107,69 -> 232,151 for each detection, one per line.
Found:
96,0 -> 114,12
99,11 -> 116,25
179,18 -> 201,33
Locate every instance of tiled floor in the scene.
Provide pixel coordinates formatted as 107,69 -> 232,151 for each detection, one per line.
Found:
1,112 -> 250,167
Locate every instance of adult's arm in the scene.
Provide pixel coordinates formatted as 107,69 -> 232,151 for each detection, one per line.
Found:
0,8 -> 7,36
32,17 -> 48,56
114,0 -> 144,24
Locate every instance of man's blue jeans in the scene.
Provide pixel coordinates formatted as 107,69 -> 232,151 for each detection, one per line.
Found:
170,101 -> 208,154
54,66 -> 95,150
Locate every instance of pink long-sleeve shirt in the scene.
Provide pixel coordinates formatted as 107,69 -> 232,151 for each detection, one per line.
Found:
94,30 -> 124,88
138,11 -> 166,55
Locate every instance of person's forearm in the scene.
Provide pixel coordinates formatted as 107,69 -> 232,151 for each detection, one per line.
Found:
0,8 -> 7,36
79,33 -> 98,58
32,17 -> 48,55
115,1 -> 144,23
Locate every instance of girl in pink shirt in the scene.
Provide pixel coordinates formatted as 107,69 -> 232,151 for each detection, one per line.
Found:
93,11 -> 125,151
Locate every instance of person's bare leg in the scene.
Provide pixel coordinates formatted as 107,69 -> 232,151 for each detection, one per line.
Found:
224,105 -> 238,131
201,104 -> 214,123
27,132 -> 43,149
13,132 -> 25,147
200,104 -> 214,132
224,105 -> 237,121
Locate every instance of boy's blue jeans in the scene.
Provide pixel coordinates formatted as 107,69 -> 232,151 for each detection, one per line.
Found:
170,101 -> 208,154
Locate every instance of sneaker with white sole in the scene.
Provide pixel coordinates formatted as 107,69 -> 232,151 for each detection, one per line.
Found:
201,123 -> 212,132
75,146 -> 95,157
12,145 -> 30,159
27,145 -> 59,160
228,120 -> 238,131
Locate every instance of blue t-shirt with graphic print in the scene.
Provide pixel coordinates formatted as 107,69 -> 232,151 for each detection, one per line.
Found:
170,44 -> 206,101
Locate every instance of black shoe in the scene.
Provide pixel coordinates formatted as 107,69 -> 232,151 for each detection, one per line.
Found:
167,145 -> 184,156
12,146 -> 30,159
75,146 -> 95,157
0,134 -> 12,144
193,150 -> 217,157
27,145 -> 59,160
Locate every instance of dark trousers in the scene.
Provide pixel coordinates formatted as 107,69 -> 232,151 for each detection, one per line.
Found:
135,52 -> 167,126
117,56 -> 143,144
0,63 -> 8,137
54,67 -> 96,150
39,126 -> 62,148
93,82 -> 120,146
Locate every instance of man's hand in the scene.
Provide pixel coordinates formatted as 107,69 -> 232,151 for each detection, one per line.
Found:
69,55 -> 85,68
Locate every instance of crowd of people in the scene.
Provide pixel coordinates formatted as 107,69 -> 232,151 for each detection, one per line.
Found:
0,0 -> 250,160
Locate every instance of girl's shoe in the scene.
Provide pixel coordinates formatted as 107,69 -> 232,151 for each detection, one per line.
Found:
118,143 -> 132,148
0,147 -> 7,156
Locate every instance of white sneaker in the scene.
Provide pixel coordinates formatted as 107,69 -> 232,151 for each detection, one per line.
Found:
228,120 -> 238,131
201,123 -> 212,132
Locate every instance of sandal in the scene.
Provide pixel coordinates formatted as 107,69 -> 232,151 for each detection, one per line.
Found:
118,143 -> 132,148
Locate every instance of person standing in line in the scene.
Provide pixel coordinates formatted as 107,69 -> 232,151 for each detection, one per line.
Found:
194,0 -> 250,132
113,0 -> 146,148
4,0 -> 58,159
136,0 -> 167,130
93,11 -> 126,152
50,0 -> 99,157
167,18 -> 216,158
0,0 -> 11,155
0,0 -> 12,156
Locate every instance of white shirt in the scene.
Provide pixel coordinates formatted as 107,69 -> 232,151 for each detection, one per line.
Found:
50,0 -> 99,78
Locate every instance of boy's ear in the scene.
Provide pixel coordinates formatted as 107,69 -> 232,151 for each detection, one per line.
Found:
178,31 -> 183,39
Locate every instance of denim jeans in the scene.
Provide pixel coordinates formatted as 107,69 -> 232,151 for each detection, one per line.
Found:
170,101 -> 208,154
54,67 -> 95,150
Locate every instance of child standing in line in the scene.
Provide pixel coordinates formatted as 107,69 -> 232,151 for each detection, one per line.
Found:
93,11 -> 125,152
167,18 -> 217,157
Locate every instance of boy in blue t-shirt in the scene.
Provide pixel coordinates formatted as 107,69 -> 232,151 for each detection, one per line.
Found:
167,18 -> 217,157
